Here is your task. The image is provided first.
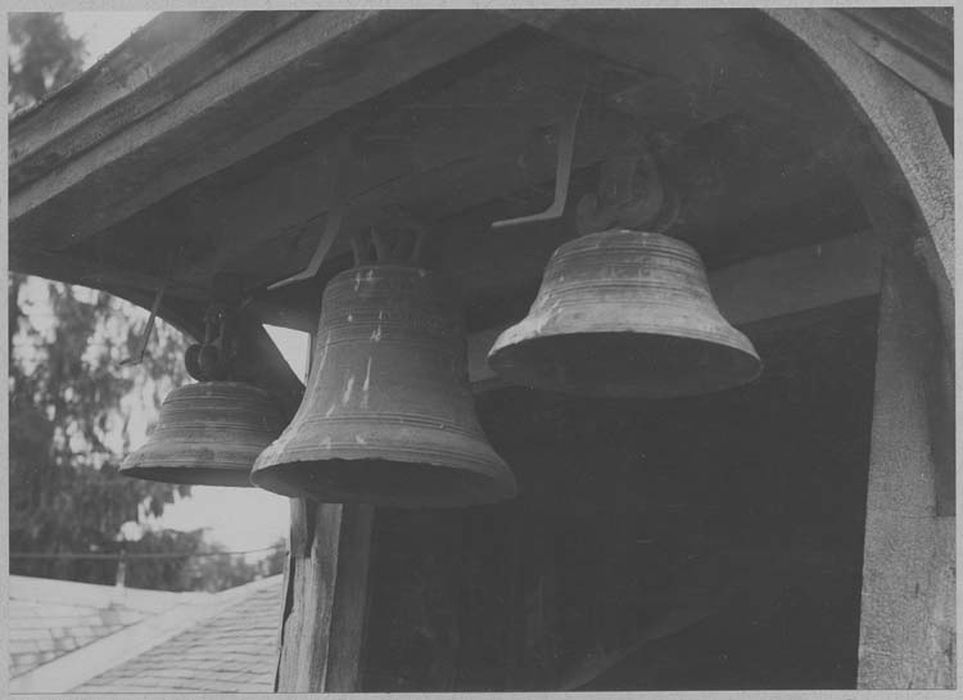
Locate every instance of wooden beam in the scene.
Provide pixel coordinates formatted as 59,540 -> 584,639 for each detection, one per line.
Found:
828,8 -> 952,107
231,312 -> 306,419
274,499 -> 374,692
8,246 -> 210,302
764,8 -> 954,296
10,10 -> 520,251
9,12 -> 308,190
106,38 -> 632,295
467,230 -> 883,387
856,245 -> 955,688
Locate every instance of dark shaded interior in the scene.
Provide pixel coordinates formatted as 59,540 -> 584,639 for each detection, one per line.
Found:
360,299 -> 878,691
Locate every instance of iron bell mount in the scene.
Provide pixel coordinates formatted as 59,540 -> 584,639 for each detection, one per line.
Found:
120,301 -> 284,487
251,225 -> 517,508
487,131 -> 762,398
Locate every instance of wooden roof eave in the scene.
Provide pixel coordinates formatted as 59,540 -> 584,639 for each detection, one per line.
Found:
9,9 -> 522,272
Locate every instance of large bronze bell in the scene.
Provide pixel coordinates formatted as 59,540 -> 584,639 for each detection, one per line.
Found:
251,264 -> 517,508
120,381 -> 284,487
488,229 -> 762,398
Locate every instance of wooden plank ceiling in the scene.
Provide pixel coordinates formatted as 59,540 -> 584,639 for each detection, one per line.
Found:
9,9 -> 875,337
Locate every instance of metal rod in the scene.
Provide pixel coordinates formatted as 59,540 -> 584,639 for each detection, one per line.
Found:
268,135 -> 353,291
491,83 -> 587,230
119,281 -> 166,366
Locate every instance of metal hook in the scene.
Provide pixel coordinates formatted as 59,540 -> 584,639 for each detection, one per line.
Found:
267,134 -> 353,291
491,82 -> 587,230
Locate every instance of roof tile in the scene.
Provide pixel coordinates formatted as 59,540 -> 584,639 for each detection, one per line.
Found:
73,576 -> 282,694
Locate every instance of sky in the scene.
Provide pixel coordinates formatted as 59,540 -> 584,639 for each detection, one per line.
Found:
62,12 -> 159,69
43,12 -> 312,557
146,325 -> 308,556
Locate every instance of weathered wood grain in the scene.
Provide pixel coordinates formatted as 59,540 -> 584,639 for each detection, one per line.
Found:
10,12 -> 311,191
765,8 -> 954,294
11,11 -> 520,251
856,247 -> 955,689
274,501 -> 374,693
10,13 -> 241,162
833,8 -> 952,106
102,37 -> 630,292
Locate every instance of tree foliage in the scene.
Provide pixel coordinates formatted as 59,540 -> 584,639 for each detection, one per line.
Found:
8,13 -> 85,112
8,14 -> 285,594
9,275 -> 193,585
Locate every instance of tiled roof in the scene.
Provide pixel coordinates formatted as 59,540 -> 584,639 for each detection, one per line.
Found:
8,576 -> 191,678
74,575 -> 283,694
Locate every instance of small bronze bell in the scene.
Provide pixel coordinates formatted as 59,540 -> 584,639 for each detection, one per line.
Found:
120,381 -> 284,487
251,263 -> 517,508
488,229 -> 762,398
121,302 -> 285,487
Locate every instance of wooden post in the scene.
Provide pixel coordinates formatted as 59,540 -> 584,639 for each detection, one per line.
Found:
269,325 -> 375,693
857,243 -> 955,689
274,500 -> 374,692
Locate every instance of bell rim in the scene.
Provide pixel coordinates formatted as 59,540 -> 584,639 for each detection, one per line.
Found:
251,455 -> 517,508
491,320 -> 759,361
122,440 -> 276,466
118,464 -> 256,488
120,379 -> 284,487
488,329 -> 762,399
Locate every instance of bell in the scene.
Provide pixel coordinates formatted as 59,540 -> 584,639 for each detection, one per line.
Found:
121,381 -> 284,487
488,229 -> 762,398
251,264 -> 517,508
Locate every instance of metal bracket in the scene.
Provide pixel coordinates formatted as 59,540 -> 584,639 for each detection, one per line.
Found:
267,135 -> 353,291
491,83 -> 587,230
120,248 -> 180,367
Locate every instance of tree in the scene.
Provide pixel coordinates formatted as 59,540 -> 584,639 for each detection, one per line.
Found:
9,276 -> 194,586
8,14 -> 198,589
179,538 -> 287,593
8,13 -> 85,112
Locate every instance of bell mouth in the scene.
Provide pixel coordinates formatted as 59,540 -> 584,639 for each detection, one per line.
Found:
489,331 -> 762,399
119,465 -> 256,488
252,458 -> 517,508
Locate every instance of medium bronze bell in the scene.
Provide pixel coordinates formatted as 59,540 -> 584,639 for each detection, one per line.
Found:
121,381 -> 284,487
251,264 -> 517,508
488,229 -> 762,398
